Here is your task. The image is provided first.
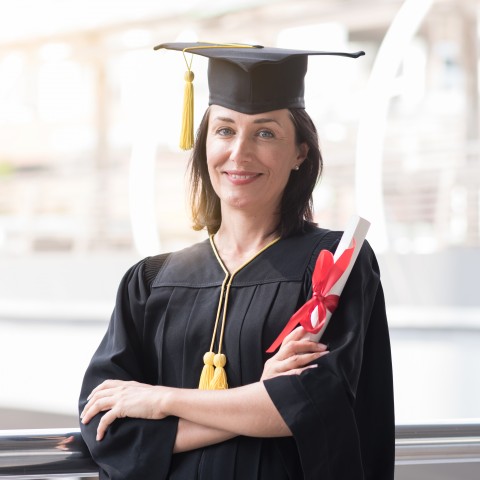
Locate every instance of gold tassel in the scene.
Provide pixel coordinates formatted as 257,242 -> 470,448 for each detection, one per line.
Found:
179,70 -> 195,150
198,351 -> 215,390
209,353 -> 228,390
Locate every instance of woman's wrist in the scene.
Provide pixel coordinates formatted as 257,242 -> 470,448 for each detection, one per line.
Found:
154,385 -> 175,419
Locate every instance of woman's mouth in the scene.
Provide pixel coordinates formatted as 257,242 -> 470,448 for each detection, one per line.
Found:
230,173 -> 258,180
224,170 -> 261,185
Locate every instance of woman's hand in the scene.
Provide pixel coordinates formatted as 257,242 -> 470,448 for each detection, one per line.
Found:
261,326 -> 328,381
80,380 -> 169,441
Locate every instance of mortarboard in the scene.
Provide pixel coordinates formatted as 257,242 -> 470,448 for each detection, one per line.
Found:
154,42 -> 365,149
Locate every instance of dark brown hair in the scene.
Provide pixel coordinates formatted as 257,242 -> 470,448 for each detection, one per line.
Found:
188,107 -> 322,237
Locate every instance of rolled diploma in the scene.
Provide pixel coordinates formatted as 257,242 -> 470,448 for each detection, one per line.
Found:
305,215 -> 370,342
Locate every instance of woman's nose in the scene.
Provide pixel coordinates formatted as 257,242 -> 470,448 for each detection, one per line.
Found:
229,135 -> 252,164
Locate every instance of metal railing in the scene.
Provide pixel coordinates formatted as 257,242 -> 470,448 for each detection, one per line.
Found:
395,422 -> 480,465
0,423 -> 479,478
0,428 -> 96,479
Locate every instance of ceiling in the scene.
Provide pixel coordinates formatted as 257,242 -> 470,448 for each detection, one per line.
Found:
0,0 -> 275,45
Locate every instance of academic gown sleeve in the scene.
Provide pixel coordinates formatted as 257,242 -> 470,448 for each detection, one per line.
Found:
263,240 -> 395,480
78,259 -> 178,480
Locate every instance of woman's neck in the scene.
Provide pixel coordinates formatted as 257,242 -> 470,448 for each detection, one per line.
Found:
212,211 -> 280,273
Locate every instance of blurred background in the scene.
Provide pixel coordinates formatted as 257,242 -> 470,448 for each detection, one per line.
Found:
0,0 -> 479,430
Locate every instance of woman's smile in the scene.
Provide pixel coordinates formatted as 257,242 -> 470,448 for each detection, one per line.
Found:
223,170 -> 262,185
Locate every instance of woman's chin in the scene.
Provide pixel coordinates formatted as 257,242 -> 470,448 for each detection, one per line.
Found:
221,196 -> 279,218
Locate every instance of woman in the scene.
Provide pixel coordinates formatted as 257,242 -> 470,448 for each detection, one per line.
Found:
79,42 -> 394,480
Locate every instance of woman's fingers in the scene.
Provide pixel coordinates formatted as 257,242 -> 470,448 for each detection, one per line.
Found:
81,380 -> 166,441
96,408 -> 122,441
277,339 -> 327,359
276,326 -> 327,355
261,326 -> 327,380
261,331 -> 330,380
275,350 -> 327,373
81,387 -> 116,424
282,325 -> 309,342
87,379 -> 126,400
279,350 -> 328,370
81,383 -> 130,441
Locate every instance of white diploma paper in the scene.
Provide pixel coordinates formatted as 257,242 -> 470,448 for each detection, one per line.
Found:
306,215 -> 370,342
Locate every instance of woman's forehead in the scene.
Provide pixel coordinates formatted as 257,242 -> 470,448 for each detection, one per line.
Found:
208,105 -> 292,124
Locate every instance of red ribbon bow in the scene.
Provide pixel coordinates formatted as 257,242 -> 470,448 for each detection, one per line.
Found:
266,242 -> 355,353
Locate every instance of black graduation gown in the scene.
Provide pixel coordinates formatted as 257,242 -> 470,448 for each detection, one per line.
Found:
79,227 -> 395,480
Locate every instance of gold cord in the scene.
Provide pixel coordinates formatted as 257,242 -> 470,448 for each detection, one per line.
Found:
198,235 -> 280,390
182,43 -> 260,54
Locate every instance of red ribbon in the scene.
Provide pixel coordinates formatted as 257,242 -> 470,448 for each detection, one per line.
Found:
266,242 -> 355,353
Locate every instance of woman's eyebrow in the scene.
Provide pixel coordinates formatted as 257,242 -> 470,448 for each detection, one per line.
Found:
212,116 -> 235,123
253,117 -> 281,126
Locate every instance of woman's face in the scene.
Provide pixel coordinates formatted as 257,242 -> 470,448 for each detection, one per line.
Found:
206,105 -> 308,216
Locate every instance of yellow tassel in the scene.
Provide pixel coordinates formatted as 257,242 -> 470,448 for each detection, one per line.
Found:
198,351 -> 215,390
179,70 -> 194,150
209,353 -> 228,390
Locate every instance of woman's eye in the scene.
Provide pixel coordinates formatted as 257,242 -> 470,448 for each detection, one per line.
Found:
258,130 -> 274,139
216,127 -> 234,136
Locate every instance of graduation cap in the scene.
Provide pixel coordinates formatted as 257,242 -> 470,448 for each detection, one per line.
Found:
154,42 -> 365,150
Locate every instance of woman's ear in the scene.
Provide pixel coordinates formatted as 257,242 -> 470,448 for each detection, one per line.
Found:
296,142 -> 309,166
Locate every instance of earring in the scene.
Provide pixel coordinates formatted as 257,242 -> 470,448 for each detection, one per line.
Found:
293,164 -> 300,171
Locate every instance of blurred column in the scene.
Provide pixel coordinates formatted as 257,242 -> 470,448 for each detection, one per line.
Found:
459,0 -> 480,244
90,35 -> 110,249
355,0 -> 434,252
